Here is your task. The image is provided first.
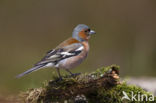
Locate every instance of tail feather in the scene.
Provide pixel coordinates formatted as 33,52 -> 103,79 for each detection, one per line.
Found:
16,65 -> 44,78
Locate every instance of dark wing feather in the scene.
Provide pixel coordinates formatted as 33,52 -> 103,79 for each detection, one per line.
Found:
41,48 -> 63,61
35,43 -> 83,66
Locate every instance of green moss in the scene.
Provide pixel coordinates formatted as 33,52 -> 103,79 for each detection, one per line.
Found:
96,83 -> 155,103
20,65 -> 156,103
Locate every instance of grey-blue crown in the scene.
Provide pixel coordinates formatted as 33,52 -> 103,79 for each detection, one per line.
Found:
73,24 -> 89,32
72,24 -> 89,41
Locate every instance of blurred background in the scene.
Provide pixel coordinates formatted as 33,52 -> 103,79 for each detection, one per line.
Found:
0,0 -> 156,96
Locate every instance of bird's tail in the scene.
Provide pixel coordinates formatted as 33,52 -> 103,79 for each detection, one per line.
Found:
16,65 -> 45,78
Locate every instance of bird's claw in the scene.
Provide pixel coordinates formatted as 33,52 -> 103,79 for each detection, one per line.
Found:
55,77 -> 63,82
71,73 -> 81,77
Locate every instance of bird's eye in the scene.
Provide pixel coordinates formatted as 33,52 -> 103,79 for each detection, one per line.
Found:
85,29 -> 90,33
85,30 -> 88,32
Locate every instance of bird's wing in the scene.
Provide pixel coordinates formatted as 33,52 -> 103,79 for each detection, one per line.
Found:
35,43 -> 84,66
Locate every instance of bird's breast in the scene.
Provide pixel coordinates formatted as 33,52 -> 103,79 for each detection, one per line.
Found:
56,41 -> 89,69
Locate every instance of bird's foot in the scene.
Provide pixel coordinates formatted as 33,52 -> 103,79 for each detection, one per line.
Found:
71,73 -> 81,77
55,77 -> 63,82
49,77 -> 63,85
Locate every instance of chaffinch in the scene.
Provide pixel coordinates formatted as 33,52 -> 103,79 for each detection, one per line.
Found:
16,24 -> 95,79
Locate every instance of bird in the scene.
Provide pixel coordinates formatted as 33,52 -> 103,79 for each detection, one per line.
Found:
16,24 -> 95,80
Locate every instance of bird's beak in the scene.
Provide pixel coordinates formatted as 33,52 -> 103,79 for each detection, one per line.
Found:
89,30 -> 96,35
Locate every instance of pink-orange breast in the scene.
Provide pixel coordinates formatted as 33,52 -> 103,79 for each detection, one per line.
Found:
57,41 -> 89,69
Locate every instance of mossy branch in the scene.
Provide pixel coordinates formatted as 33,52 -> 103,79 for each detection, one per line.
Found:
20,65 -> 156,103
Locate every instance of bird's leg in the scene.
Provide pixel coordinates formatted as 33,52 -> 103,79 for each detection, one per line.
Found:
56,68 -> 62,81
65,69 -> 73,75
65,69 -> 81,77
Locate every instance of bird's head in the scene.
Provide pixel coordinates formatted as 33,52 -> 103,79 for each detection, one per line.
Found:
72,24 -> 95,42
